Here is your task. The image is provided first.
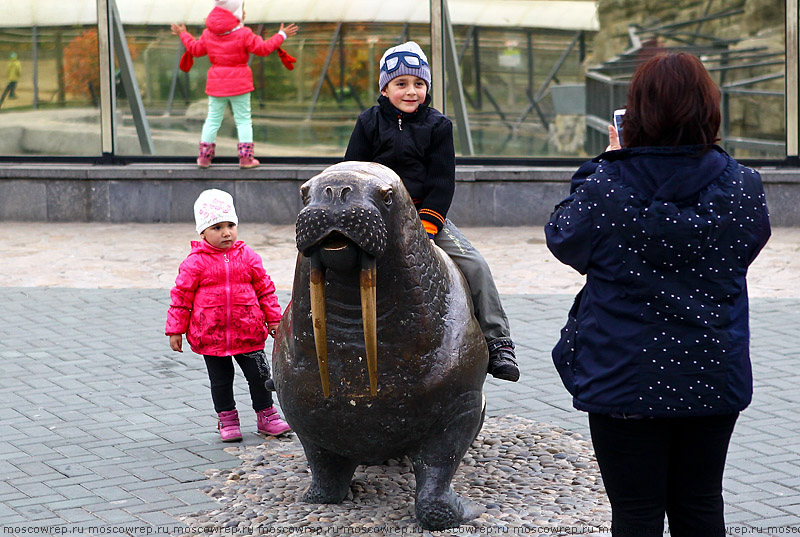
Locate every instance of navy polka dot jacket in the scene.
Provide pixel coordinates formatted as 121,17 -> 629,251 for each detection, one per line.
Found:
546,145 -> 771,418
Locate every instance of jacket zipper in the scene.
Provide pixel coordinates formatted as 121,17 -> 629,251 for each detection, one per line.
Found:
224,252 -> 232,356
397,115 -> 403,131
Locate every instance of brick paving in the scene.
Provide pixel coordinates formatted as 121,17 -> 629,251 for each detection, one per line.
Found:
1,286 -> 799,535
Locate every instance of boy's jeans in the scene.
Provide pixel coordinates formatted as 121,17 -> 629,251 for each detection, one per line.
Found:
200,93 -> 253,143
434,219 -> 511,342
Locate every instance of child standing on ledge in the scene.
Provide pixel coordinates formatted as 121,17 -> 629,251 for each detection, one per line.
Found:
171,0 -> 298,169
166,189 -> 291,441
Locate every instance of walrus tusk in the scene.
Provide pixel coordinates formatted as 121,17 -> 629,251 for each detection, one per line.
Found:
310,253 -> 330,398
360,254 -> 378,395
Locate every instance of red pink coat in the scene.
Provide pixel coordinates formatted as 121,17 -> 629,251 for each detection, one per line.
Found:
179,7 -> 285,97
165,240 -> 282,357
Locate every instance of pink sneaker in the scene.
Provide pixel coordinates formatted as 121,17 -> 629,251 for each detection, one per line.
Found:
257,406 -> 291,436
217,409 -> 242,442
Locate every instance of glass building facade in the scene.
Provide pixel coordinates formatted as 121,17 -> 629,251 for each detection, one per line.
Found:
0,0 -> 794,163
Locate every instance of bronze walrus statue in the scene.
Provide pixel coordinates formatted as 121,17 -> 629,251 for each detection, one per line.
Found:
272,161 -> 488,530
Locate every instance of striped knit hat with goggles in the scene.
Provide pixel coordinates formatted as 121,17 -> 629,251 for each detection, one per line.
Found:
378,41 -> 432,91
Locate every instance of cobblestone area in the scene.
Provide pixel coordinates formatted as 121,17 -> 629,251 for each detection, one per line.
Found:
181,416 -> 609,533
0,224 -> 798,536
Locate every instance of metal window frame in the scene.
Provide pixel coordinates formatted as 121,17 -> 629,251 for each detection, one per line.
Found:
788,0 -> 799,161
97,0 -> 115,158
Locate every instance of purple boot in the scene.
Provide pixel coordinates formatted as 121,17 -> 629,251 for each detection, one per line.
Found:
238,142 -> 260,169
256,406 -> 291,436
197,142 -> 215,168
217,409 -> 242,442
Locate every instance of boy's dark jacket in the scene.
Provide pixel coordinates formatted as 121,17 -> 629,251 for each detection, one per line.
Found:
546,145 -> 771,417
344,94 -> 455,235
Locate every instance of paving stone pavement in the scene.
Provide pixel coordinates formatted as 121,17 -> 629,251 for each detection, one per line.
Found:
1,285 -> 799,535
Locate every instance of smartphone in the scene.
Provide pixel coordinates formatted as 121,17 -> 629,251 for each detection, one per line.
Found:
613,108 -> 626,147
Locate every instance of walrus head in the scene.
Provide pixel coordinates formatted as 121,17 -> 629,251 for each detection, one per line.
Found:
295,162 -> 404,398
296,170 -> 390,263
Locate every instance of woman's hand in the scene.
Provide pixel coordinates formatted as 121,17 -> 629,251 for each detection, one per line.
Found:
170,23 -> 186,36
280,23 -> 299,37
169,334 -> 183,352
606,125 -> 622,151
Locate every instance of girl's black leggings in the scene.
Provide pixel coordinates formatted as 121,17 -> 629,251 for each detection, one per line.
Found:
589,412 -> 738,537
203,350 -> 273,413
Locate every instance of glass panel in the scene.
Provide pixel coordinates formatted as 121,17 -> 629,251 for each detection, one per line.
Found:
0,23 -> 103,156
444,0 -> 786,159
115,2 -> 431,158
6,1 -> 784,160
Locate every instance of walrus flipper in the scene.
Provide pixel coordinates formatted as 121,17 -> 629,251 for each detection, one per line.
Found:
301,439 -> 358,504
410,391 -> 486,530
412,474 -> 483,531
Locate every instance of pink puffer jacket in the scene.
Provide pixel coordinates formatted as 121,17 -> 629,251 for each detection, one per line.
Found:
165,240 -> 282,357
180,7 -> 285,97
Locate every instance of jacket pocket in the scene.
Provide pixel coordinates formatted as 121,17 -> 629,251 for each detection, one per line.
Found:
552,287 -> 584,396
232,284 -> 259,305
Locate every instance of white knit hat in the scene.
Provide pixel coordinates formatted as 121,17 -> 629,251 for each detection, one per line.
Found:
378,41 -> 432,91
214,0 -> 243,21
194,189 -> 239,234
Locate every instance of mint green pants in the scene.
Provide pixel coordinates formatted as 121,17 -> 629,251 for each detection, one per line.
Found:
200,93 -> 253,144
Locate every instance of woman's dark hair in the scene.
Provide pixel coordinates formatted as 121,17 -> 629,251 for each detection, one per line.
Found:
622,52 -> 720,149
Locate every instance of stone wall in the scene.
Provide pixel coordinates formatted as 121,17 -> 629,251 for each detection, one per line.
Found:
2,164 -> 799,226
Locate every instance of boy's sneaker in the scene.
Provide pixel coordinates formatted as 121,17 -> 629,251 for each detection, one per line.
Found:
487,338 -> 520,382
217,409 -> 243,442
257,406 -> 291,436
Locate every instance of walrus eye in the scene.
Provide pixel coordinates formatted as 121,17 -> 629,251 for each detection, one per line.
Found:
381,187 -> 393,207
300,184 -> 311,206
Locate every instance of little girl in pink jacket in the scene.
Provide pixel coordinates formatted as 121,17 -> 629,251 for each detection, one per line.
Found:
166,189 -> 291,441
171,0 -> 298,169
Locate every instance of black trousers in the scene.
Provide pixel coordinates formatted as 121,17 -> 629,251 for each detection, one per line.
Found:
589,412 -> 739,537
0,81 -> 18,106
203,350 -> 273,413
